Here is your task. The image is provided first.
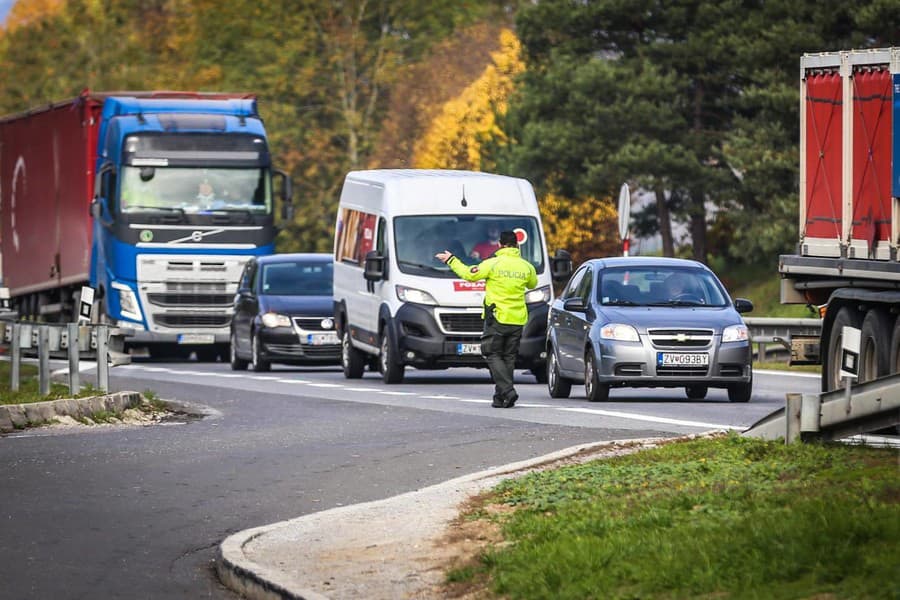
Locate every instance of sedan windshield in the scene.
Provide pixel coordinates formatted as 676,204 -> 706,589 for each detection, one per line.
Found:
120,166 -> 271,214
598,266 -> 729,307
260,261 -> 333,296
393,215 -> 544,278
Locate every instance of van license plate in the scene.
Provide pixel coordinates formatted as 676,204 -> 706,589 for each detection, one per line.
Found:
657,352 -> 708,367
457,343 -> 481,355
306,333 -> 339,346
177,334 -> 215,345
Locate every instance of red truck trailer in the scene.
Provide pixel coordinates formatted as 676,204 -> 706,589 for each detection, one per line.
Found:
780,48 -> 900,391
0,96 -> 102,316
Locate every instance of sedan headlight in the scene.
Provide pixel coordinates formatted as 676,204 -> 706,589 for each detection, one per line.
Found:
525,285 -> 552,304
600,323 -> 640,342
396,285 -> 437,305
261,312 -> 292,328
722,324 -> 749,342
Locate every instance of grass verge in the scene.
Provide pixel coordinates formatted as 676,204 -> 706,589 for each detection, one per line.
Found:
0,361 -> 103,404
450,434 -> 899,599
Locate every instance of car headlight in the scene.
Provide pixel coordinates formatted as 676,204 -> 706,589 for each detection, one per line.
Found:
525,285 -> 552,304
722,324 -> 749,342
396,285 -> 437,305
111,282 -> 142,321
261,312 -> 292,328
600,323 -> 640,342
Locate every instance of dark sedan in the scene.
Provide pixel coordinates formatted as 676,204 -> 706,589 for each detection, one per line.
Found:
230,253 -> 339,371
546,257 -> 754,402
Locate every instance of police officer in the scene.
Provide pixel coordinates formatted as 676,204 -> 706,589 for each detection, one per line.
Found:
436,230 -> 538,408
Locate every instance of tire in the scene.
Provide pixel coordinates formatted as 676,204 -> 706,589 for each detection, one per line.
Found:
685,385 -> 708,400
379,327 -> 405,384
230,332 -> 248,371
728,370 -> 752,403
859,308 -> 892,382
890,317 -> 900,376
341,329 -> 366,379
531,364 -> 549,384
250,331 -> 271,372
824,307 -> 861,392
547,348 -> 571,399
584,348 -> 609,402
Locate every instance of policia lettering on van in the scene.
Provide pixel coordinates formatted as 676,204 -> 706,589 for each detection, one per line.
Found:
437,231 -> 537,408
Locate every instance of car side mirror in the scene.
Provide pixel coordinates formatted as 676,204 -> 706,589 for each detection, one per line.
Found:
550,249 -> 573,283
364,251 -> 385,282
563,297 -> 586,312
733,298 -> 754,314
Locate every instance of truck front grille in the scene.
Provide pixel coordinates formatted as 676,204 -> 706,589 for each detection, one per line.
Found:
147,293 -> 233,307
153,314 -> 231,328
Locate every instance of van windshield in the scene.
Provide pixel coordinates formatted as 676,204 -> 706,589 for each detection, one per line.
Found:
393,215 -> 545,278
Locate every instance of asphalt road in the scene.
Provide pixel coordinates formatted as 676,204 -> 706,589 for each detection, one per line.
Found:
0,361 -> 819,599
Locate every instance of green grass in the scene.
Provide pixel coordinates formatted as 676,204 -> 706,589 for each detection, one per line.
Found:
462,434 -> 899,599
718,262 -> 815,318
0,361 -> 102,404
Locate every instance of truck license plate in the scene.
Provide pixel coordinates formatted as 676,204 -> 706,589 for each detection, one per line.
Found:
306,333 -> 339,346
457,343 -> 481,355
177,334 -> 215,345
657,352 -> 709,367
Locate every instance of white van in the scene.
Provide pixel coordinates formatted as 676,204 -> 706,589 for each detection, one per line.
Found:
332,169 -> 572,383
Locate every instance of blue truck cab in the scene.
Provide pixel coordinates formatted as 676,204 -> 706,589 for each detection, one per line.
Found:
91,93 -> 292,359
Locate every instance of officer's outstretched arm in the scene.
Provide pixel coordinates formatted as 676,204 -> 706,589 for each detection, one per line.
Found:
446,255 -> 493,282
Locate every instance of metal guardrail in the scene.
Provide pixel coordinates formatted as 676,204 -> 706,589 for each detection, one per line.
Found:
744,317 -> 822,362
743,373 -> 900,443
0,320 -> 131,396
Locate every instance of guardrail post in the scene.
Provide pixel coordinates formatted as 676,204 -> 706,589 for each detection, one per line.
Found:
10,322 -> 21,392
758,341 -> 767,362
97,324 -> 109,392
68,322 -> 80,396
785,393 -> 802,443
38,325 -> 50,397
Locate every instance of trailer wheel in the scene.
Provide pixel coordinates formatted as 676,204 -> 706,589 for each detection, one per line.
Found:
824,307 -> 861,392
890,317 -> 900,376
859,309 -> 892,382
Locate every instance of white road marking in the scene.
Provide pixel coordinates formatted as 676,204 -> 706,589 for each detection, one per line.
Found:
308,383 -> 343,388
755,369 -> 820,379
377,391 -> 416,396
346,387 -> 379,392
558,407 -> 738,430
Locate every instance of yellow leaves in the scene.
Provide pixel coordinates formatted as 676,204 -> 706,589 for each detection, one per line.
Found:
412,28 -> 523,170
540,192 -> 619,262
5,0 -> 64,32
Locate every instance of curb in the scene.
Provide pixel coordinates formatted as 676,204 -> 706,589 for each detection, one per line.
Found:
216,435 -> 697,600
0,391 -> 144,433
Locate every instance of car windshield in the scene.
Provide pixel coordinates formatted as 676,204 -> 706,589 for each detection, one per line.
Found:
119,166 -> 272,214
598,266 -> 729,307
260,261 -> 333,296
393,215 -> 545,278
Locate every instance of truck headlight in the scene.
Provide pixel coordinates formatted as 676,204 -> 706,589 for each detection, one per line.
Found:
722,324 -> 749,342
525,285 -> 551,304
111,282 -> 142,322
600,323 -> 640,342
262,312 -> 292,328
396,285 -> 437,305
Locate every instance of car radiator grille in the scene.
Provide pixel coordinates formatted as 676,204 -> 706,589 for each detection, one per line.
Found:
266,344 -> 340,357
648,328 -> 713,349
657,366 -> 710,377
292,317 -> 334,332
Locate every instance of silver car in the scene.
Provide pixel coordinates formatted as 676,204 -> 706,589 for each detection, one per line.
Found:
546,257 -> 753,402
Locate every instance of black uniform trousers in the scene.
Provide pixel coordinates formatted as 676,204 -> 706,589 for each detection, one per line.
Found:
481,318 -> 523,405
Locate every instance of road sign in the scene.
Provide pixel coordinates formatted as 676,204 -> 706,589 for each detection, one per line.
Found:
839,325 -> 860,380
617,183 -> 631,256
78,286 -> 94,323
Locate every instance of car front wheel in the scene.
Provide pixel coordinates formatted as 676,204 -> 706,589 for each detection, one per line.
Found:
230,332 -> 248,371
547,349 -> 571,398
250,331 -> 271,372
584,348 -> 609,402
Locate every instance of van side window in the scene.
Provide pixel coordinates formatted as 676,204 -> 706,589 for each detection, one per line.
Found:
376,217 -> 387,255
335,207 -> 378,265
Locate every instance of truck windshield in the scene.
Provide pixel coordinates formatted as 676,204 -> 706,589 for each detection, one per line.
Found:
119,166 -> 272,214
393,215 -> 545,278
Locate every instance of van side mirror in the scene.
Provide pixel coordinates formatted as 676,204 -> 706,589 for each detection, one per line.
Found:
733,298 -> 754,314
364,251 -> 385,282
550,249 -> 573,283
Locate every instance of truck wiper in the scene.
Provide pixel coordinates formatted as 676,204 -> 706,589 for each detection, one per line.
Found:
127,205 -> 186,216
397,260 -> 445,273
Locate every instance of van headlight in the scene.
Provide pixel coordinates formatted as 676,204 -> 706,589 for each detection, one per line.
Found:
600,323 -> 640,342
722,324 -> 749,342
262,312 -> 292,328
396,285 -> 437,305
111,282 -> 142,322
525,285 -> 551,304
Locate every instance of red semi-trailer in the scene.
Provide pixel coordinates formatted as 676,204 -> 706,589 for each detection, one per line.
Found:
779,48 -> 900,390
0,96 -> 101,309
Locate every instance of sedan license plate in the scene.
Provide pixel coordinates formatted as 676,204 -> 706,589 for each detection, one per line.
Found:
306,332 -> 339,346
457,343 -> 481,355
177,334 -> 215,345
657,352 -> 709,367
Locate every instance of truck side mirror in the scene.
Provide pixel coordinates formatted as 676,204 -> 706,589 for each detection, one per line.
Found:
364,251 -> 386,282
550,249 -> 573,283
90,199 -> 102,219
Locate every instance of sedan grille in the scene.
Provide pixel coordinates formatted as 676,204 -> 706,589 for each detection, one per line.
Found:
292,317 -> 335,332
648,328 -> 713,349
